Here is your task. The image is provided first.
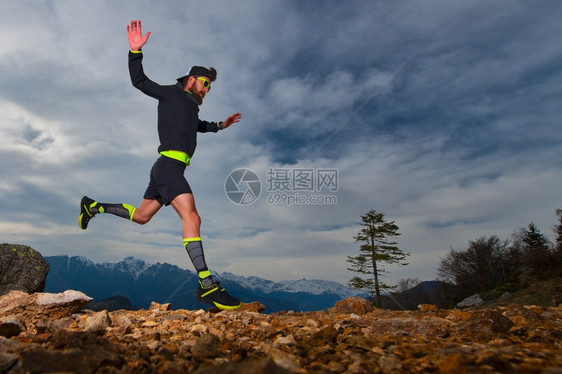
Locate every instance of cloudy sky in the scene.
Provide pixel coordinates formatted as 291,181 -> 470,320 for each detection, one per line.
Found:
1,1 -> 561,288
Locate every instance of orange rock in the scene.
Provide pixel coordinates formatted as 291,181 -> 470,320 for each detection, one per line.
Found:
418,304 -> 438,312
331,297 -> 373,315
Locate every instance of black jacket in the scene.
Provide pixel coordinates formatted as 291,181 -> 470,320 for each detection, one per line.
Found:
128,51 -> 219,158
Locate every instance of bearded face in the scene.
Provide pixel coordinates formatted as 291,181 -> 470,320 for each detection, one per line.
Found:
185,77 -> 209,105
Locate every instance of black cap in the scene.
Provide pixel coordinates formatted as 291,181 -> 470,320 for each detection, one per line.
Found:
177,66 -> 211,83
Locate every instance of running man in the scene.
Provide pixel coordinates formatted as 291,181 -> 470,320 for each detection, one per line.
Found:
79,20 -> 242,310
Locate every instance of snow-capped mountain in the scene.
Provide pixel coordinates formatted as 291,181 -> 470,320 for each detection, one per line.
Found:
45,255 -> 365,312
218,272 -> 367,298
54,256 -> 363,297
66,255 -> 95,268
99,256 -> 150,280
59,255 -> 150,279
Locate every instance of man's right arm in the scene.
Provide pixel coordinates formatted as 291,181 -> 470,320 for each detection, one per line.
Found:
128,50 -> 167,99
127,20 -> 166,99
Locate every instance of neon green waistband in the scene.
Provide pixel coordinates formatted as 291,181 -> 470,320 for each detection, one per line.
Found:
160,150 -> 191,165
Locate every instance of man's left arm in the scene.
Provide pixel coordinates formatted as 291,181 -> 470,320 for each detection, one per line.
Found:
198,112 -> 242,133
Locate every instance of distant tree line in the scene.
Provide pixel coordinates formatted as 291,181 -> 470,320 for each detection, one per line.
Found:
437,209 -> 562,301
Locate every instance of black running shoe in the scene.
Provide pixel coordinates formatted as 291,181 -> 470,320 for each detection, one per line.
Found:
79,196 -> 97,230
195,281 -> 242,310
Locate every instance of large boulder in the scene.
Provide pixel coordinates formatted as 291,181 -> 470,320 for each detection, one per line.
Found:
0,290 -> 92,333
456,293 -> 484,308
0,244 -> 50,295
328,296 -> 374,315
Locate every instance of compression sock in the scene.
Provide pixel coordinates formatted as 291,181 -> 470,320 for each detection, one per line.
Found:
183,237 -> 214,287
90,201 -> 137,221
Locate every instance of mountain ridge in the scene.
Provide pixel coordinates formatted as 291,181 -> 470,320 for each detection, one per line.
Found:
44,255 -> 366,313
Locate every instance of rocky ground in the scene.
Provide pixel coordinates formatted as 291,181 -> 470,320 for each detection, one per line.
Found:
1,290 -> 562,373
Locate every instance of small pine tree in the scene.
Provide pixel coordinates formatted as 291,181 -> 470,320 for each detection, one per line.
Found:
553,209 -> 562,269
346,209 -> 409,306
521,222 -> 552,275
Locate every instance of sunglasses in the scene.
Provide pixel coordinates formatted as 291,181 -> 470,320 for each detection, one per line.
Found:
196,77 -> 211,90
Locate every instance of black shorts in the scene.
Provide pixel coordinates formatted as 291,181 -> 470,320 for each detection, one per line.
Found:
143,156 -> 192,206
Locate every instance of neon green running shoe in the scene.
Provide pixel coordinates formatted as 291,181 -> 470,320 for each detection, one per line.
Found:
195,281 -> 242,310
79,196 -> 97,230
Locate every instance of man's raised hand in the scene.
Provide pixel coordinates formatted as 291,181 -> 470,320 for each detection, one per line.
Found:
222,113 -> 242,129
127,20 -> 151,52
